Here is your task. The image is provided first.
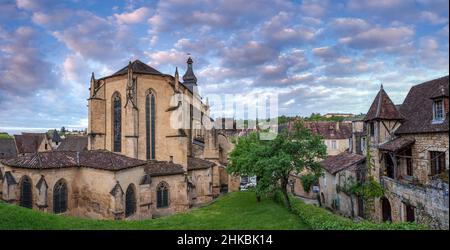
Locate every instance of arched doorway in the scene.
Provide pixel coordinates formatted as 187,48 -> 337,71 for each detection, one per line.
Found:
20,176 -> 33,208
125,184 -> 136,217
53,179 -> 68,214
381,197 -> 392,222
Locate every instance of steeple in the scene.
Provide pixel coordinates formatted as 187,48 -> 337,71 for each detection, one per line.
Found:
182,56 -> 197,85
89,72 -> 96,97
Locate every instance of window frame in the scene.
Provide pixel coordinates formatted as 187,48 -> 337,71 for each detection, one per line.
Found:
156,182 -> 169,208
432,99 -> 444,123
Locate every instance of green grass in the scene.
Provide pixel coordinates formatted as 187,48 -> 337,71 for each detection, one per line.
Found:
0,133 -> 13,139
0,191 -> 309,230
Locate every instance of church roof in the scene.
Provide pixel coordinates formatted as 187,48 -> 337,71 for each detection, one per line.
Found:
101,60 -> 163,79
395,75 -> 449,134
14,133 -> 47,154
182,57 -> 197,85
1,150 -> 186,176
364,86 -> 403,121
187,157 -> 216,171
0,138 -> 17,159
57,136 -> 88,151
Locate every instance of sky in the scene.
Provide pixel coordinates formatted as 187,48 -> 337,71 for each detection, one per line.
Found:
0,0 -> 448,134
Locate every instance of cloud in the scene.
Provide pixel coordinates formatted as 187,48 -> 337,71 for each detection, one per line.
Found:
114,7 -> 151,24
330,18 -> 371,36
0,26 -> 58,99
340,26 -> 414,50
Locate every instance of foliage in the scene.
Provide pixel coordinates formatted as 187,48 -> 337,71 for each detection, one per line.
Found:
351,176 -> 384,200
304,113 -> 345,122
227,122 -> 327,210
300,173 -> 320,193
273,191 -> 427,230
0,192 -> 309,230
0,133 -> 12,139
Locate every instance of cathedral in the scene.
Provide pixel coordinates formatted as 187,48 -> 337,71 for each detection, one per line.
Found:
0,58 -> 238,220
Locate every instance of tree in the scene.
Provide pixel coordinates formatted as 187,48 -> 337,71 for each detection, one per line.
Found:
227,122 -> 327,210
60,127 -> 66,133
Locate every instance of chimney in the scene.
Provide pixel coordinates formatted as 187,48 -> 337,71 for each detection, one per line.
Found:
335,122 -> 340,131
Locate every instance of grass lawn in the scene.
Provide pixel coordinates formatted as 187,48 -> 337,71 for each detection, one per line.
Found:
0,191 -> 309,230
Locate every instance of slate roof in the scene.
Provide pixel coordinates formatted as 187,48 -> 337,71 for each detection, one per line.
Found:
320,152 -> 366,175
378,137 -> 415,153
395,76 -> 449,134
57,136 -> 88,151
14,133 -> 47,154
303,121 -> 352,139
364,86 -> 403,121
101,60 -> 163,79
0,138 -> 18,159
188,157 -> 216,171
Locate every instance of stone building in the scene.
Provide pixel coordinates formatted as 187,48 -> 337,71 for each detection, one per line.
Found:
0,58 -> 236,219
287,121 -> 353,198
364,76 -> 449,229
14,133 -> 52,155
318,152 -> 366,217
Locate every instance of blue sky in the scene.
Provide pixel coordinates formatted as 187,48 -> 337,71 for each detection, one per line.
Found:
0,0 -> 448,134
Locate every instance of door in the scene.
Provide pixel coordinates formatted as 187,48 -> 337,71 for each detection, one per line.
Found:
381,197 -> 392,222
20,176 -> 33,208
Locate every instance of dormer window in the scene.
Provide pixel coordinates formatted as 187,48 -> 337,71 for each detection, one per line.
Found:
432,99 -> 444,123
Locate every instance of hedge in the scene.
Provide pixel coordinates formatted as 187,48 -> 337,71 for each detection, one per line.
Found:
274,191 -> 428,230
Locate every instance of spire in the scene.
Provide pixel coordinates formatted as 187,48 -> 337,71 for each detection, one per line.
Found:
89,72 -> 96,97
182,56 -> 197,85
364,85 -> 403,121
174,67 -> 179,91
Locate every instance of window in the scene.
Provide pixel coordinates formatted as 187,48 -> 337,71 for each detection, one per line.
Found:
146,91 -> 156,160
369,122 -> 375,136
45,143 -> 48,150
20,176 -> 33,209
125,184 -> 136,217
331,140 -> 337,149
430,151 -> 446,175
433,99 -> 444,122
361,137 -> 366,151
405,148 -> 413,176
113,93 -> 122,152
157,182 -> 169,208
53,179 -> 68,214
405,204 -> 415,222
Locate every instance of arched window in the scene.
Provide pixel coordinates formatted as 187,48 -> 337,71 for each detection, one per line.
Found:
20,176 -> 32,208
113,92 -> 122,152
125,184 -> 136,217
53,179 -> 68,214
157,182 -> 169,208
146,91 -> 156,160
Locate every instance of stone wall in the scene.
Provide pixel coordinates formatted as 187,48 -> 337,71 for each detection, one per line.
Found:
187,168 -> 213,206
381,176 -> 449,229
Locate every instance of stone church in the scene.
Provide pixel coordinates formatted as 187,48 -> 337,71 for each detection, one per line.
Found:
0,58 -> 238,220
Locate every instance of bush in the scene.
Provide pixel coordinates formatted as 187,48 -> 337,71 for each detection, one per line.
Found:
273,190 -> 427,230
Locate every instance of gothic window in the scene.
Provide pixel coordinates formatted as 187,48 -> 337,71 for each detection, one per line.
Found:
53,179 -> 68,214
20,176 -> 32,209
113,93 -> 122,152
146,91 -> 156,160
157,182 -> 169,208
125,184 -> 136,217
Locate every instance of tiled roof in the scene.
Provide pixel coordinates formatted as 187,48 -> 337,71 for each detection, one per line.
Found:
14,133 -> 46,154
320,152 -> 366,175
188,157 -> 216,170
101,60 -> 162,79
1,150 -> 187,177
303,121 -> 352,139
0,138 -> 17,159
395,76 -> 449,134
364,86 -> 403,121
57,136 -> 88,151
378,137 -> 415,152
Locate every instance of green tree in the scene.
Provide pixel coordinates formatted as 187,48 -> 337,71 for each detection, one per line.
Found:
227,122 -> 327,210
